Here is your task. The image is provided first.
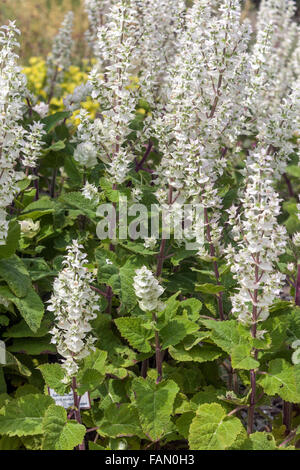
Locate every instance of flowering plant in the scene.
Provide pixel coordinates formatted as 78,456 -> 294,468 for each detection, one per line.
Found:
1,0 -> 300,452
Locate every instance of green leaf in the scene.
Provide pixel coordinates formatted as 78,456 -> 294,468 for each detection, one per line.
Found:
176,411 -> 195,439
19,196 -> 56,221
119,257 -> 142,313
59,192 -> 96,220
97,403 -> 143,438
0,285 -> 44,332
195,283 -> 224,294
8,337 -> 56,355
131,378 -> 179,442
0,221 -> 20,259
1,350 -> 31,377
201,319 -> 259,369
286,165 -> 300,178
160,318 -> 199,349
188,403 -> 243,450
241,432 -> 277,450
42,111 -> 71,133
4,318 -> 51,338
42,405 -> 85,450
0,256 -> 31,298
115,317 -> 152,353
38,363 -> 67,395
42,140 -> 65,154
80,348 -> 107,373
231,344 -> 260,370
77,369 -> 104,395
0,394 -> 54,436
169,343 -> 222,363
257,359 -> 300,403
22,258 -> 57,281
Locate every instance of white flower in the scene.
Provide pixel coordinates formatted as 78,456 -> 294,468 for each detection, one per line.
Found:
143,236 -> 157,250
73,141 -> 98,168
133,266 -> 164,312
81,181 -> 99,204
33,102 -> 49,118
19,219 -> 40,238
63,82 -> 92,112
131,188 -> 142,202
48,240 -> 100,383
287,263 -> 294,272
22,121 -> 46,168
293,232 -> 300,247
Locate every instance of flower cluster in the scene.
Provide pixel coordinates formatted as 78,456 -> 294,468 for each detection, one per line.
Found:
84,0 -> 112,54
133,266 -> 164,312
136,0 -> 185,103
153,0 -> 251,257
226,148 -> 287,326
75,0 -> 144,184
81,181 -> 100,204
46,11 -> 74,98
0,22 -> 30,244
245,0 -> 300,176
22,121 -> 45,168
48,240 -> 99,382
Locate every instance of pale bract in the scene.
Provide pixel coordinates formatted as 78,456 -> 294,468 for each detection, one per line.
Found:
133,266 -> 164,313
48,240 -> 100,383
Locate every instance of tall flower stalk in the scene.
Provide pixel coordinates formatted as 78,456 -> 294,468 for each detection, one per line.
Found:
46,11 -> 74,103
226,147 -> 287,433
0,21 -> 44,245
134,266 -> 165,382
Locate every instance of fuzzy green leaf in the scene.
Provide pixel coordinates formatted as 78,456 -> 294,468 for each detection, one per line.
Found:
0,255 -> 31,298
114,317 -> 152,353
42,405 -> 85,450
0,394 -> 54,436
189,403 -> 243,450
97,403 -> 143,438
38,363 -> 67,395
0,285 -> 44,332
258,359 -> 300,403
131,378 -> 179,442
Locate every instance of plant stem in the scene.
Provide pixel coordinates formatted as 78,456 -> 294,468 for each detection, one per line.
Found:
203,207 -> 224,321
33,167 -> 39,200
50,168 -> 57,198
295,264 -> 300,306
153,314 -> 163,383
283,401 -> 292,434
141,185 -> 173,380
282,263 -> 300,432
135,141 -> 153,172
71,377 -> 85,450
283,173 -> 295,198
247,265 -> 258,435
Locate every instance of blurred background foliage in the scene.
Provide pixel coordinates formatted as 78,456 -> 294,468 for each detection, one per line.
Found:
0,0 -> 88,63
1,0 -> 300,64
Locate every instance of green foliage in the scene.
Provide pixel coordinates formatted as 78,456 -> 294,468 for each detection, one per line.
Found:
42,405 -> 85,450
131,378 -> 179,442
188,403 -> 243,450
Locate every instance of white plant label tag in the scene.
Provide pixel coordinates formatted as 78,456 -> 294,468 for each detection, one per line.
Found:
48,388 -> 91,409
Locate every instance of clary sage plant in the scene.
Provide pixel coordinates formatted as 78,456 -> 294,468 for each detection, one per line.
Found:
1,0 -> 300,451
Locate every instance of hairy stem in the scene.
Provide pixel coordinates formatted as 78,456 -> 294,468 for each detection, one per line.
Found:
71,377 -> 85,450
247,265 -> 258,435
